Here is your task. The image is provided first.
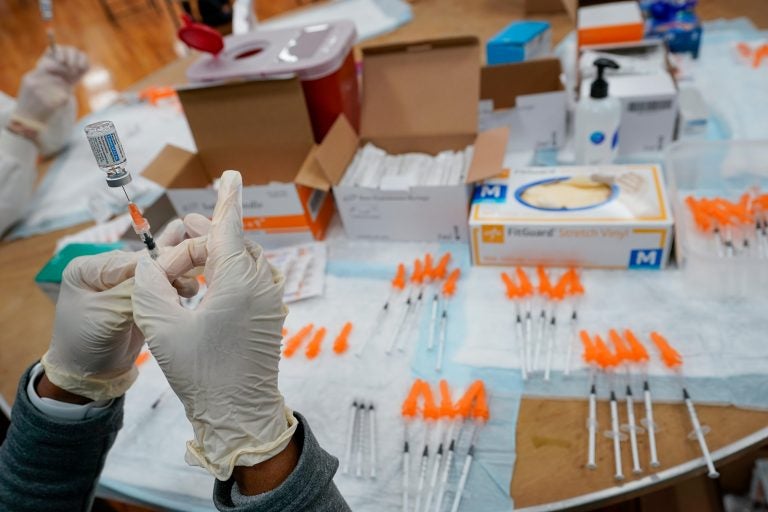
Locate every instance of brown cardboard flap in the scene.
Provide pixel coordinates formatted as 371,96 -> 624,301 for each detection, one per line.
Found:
295,146 -> 331,192
481,58 -> 564,110
141,145 -> 211,188
315,115 -> 358,186
466,127 -> 509,183
177,78 -> 315,186
361,36 -> 481,141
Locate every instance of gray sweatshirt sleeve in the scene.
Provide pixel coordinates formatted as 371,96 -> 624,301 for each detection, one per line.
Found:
0,365 -> 124,512
214,412 -> 351,512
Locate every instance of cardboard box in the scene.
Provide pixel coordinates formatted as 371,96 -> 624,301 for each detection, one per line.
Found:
469,164 -> 674,269
141,77 -> 340,249
486,21 -> 552,65
577,1 -> 645,48
323,37 -> 508,242
480,58 -> 567,151
580,70 -> 678,155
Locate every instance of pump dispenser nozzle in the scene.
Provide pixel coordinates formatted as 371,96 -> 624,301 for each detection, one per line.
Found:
590,58 -> 620,99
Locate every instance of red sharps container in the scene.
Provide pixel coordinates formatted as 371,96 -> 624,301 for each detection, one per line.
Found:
186,21 -> 360,142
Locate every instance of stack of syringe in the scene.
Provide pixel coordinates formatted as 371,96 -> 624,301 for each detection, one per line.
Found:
580,328 -> 718,480
342,399 -> 378,479
339,143 -> 475,188
500,266 -> 585,381
358,254 -> 454,357
401,379 -> 490,512
686,192 -> 768,258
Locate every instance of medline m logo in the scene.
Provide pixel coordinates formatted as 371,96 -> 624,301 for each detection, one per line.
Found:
629,249 -> 662,269
473,184 -> 507,203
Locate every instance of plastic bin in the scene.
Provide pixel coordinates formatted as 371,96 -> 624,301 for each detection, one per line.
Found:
665,140 -> 768,298
186,21 -> 360,143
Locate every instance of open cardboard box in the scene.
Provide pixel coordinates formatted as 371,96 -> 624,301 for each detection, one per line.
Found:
141,77 -> 339,248
317,36 -> 508,242
480,58 -> 566,151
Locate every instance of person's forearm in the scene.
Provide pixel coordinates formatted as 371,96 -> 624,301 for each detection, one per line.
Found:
214,413 -> 351,512
233,435 -> 300,495
0,130 -> 37,235
0,365 -> 124,512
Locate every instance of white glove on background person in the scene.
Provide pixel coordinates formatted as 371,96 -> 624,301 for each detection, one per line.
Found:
12,46 -> 89,130
133,170 -> 296,481
41,219 -> 201,401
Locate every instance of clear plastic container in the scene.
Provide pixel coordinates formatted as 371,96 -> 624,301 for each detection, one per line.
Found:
665,140 -> 768,298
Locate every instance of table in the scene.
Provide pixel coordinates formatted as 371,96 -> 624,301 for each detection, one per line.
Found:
3,1 -> 768,510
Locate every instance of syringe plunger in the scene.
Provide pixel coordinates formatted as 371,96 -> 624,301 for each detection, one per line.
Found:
84,121 -> 132,188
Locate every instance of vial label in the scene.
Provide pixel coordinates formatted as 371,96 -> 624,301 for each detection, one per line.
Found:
87,132 -> 126,168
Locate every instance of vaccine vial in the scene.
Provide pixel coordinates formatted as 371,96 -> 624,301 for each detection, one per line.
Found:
84,120 -> 132,187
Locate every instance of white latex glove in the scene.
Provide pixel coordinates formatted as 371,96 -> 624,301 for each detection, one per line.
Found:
41,219 -> 202,401
133,171 -> 296,481
13,47 -> 89,128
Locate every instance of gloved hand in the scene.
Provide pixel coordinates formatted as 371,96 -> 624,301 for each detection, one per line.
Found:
41,219 -> 203,402
133,171 -> 296,481
13,47 -> 89,129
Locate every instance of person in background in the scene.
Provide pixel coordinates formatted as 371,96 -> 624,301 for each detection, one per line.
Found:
0,171 -> 350,512
0,46 -> 89,235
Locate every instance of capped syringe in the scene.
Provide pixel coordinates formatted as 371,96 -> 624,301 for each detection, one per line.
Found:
38,0 -> 56,56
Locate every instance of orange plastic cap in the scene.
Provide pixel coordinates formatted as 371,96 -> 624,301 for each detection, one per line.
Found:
536,266 -> 553,297
434,253 -> 452,280
411,259 -> 425,285
424,253 -> 435,281
501,272 -> 519,299
609,329 -> 631,363
392,263 -> 407,290
623,329 -> 649,363
438,379 -> 455,417
332,322 -> 353,355
283,323 -> 314,358
305,327 -> 326,359
515,267 -> 534,296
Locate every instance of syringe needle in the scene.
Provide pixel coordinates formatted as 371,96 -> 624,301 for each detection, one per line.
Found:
121,185 -> 131,202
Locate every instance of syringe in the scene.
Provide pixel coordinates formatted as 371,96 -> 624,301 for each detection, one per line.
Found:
38,0 -> 56,56
85,120 -> 159,259
128,203 -> 160,259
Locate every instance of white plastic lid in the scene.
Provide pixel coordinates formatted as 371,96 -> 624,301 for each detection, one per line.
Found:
186,20 -> 357,83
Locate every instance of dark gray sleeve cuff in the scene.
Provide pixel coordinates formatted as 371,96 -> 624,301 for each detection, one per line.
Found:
213,412 -> 350,512
0,363 -> 124,512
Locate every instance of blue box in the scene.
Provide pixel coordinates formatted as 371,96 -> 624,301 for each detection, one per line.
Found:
486,21 -> 551,65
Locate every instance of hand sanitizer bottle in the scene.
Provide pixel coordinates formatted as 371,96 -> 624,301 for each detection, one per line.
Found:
574,58 -> 621,165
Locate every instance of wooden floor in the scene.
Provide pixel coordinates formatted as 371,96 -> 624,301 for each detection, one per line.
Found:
1,0 -> 767,118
